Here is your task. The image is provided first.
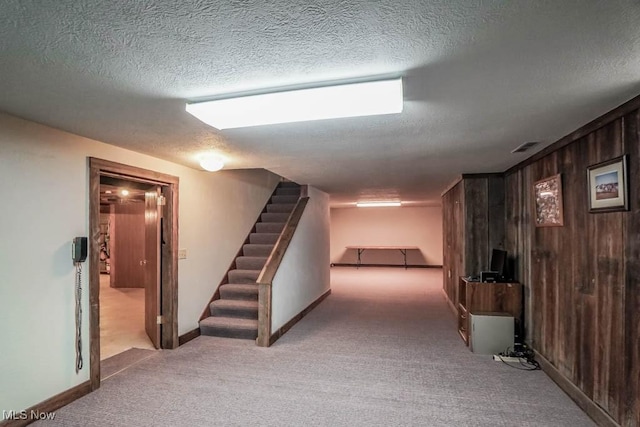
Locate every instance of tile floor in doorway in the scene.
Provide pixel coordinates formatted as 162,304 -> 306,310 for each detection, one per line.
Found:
100,274 -> 154,360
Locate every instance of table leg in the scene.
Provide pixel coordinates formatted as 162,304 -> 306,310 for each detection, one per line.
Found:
357,248 -> 365,269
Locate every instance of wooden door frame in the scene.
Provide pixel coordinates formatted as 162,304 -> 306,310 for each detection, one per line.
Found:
88,158 -> 179,391
144,186 -> 162,349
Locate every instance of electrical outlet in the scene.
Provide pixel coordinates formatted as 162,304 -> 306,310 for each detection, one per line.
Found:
493,355 -> 522,362
178,249 -> 187,259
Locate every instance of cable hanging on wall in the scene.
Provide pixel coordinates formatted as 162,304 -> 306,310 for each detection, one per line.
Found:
71,236 -> 87,373
74,261 -> 83,373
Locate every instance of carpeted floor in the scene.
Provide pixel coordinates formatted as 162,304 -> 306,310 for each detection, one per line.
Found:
100,348 -> 156,381
36,268 -> 594,426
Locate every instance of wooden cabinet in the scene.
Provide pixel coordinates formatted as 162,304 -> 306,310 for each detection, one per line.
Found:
457,276 -> 522,346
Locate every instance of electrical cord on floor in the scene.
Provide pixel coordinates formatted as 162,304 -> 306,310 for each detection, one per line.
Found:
497,344 -> 540,371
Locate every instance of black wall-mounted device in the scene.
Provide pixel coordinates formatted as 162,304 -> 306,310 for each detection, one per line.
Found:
72,237 -> 88,263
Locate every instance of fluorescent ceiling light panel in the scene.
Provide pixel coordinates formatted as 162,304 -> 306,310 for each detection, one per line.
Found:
356,202 -> 402,208
186,78 -> 403,129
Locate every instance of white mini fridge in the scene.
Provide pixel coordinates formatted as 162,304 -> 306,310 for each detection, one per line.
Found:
469,312 -> 514,355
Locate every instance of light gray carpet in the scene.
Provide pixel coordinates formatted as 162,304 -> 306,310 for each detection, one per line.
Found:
100,348 -> 156,381
36,268 -> 594,426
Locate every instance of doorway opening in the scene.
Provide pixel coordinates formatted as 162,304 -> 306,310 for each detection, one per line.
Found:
89,158 -> 179,390
98,176 -> 158,360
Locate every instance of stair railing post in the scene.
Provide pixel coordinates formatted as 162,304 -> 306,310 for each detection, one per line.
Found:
256,283 -> 271,347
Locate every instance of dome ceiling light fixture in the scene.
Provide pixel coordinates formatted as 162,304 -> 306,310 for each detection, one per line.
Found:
185,77 -> 403,129
198,153 -> 225,172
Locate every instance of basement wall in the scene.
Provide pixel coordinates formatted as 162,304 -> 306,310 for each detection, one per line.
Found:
329,206 -> 443,266
504,100 -> 640,426
0,112 -> 280,414
271,186 -> 330,332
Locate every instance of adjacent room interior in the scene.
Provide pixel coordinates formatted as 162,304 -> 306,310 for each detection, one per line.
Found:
98,177 -> 155,361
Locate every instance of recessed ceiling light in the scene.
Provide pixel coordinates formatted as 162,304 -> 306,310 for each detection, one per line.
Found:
199,153 -> 225,172
120,189 -> 129,196
356,201 -> 402,208
185,77 -> 403,129
105,190 -> 112,194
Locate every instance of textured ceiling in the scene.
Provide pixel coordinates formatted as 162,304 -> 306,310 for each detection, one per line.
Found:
1,0 -> 639,206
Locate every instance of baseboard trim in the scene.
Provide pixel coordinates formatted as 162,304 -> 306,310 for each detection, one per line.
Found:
178,327 -> 201,346
269,289 -> 331,346
330,263 -> 443,269
534,350 -> 618,427
0,381 -> 91,427
442,288 -> 457,316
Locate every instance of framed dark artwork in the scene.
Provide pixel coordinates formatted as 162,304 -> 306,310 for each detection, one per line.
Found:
533,174 -> 564,227
587,154 -> 628,213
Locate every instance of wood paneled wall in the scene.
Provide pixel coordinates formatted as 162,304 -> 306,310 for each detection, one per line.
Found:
505,108 -> 640,426
442,181 -> 464,302
442,174 -> 505,305
464,175 -> 506,277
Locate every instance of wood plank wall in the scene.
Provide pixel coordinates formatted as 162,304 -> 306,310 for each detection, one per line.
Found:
504,109 -> 640,426
464,175 -> 506,277
442,181 -> 464,303
623,110 -> 640,427
442,175 -> 505,305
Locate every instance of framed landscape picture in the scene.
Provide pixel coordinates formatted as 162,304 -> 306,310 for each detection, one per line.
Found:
587,154 -> 628,213
533,174 -> 564,227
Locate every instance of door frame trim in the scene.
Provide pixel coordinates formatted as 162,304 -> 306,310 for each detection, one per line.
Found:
88,158 -> 179,390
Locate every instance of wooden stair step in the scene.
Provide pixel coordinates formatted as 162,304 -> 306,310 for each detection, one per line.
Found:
227,269 -> 260,284
255,222 -> 285,233
275,187 -> 301,196
242,243 -> 274,257
219,283 -> 259,301
266,203 -> 296,213
249,233 -> 280,244
260,212 -> 290,223
271,195 -> 299,204
199,316 -> 258,340
235,256 -> 268,270
210,299 -> 258,319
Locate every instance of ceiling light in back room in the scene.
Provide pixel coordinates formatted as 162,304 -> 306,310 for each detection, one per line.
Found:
356,201 -> 402,208
185,77 -> 403,129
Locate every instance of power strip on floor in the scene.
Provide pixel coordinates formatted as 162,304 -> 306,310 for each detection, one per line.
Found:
493,355 -> 523,363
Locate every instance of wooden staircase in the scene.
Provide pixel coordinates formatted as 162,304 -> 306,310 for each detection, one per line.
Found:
199,182 -> 301,339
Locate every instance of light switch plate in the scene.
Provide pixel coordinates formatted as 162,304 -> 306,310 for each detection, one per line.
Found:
178,249 -> 187,259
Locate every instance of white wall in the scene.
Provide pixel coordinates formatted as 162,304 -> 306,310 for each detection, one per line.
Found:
0,113 -> 280,413
271,186 -> 330,332
330,206 -> 443,266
